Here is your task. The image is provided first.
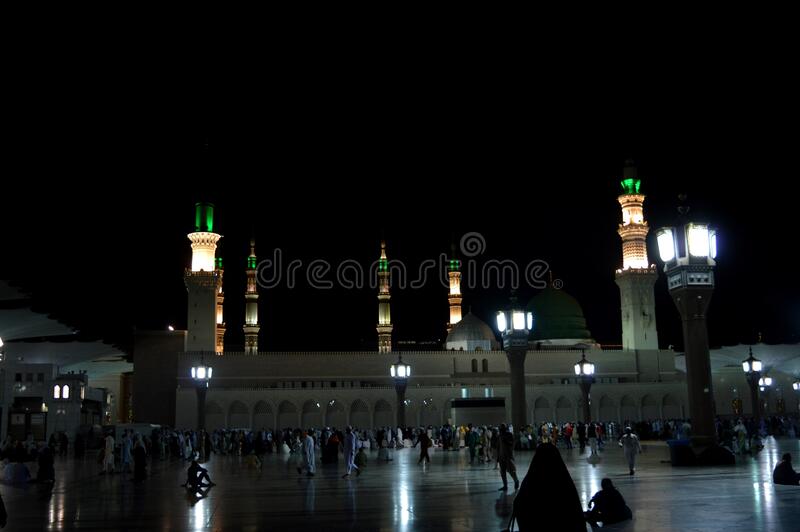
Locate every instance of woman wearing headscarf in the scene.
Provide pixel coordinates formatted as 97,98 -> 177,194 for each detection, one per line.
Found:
512,443 -> 585,531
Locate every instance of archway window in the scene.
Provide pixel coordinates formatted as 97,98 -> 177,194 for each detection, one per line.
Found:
482,359 -> 489,372
471,359 -> 478,372
53,385 -> 61,399
63,384 -> 70,399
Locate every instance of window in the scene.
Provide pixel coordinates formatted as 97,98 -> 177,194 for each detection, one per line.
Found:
38,373 -> 45,383
63,385 -> 70,399
461,388 -> 469,399
484,387 -> 494,398
471,359 -> 478,372
53,385 -> 61,399
482,359 -> 489,372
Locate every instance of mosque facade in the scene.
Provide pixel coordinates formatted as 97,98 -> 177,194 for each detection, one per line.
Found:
132,163 -> 800,431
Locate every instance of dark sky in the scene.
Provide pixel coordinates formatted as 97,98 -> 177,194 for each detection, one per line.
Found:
3,93 -> 798,354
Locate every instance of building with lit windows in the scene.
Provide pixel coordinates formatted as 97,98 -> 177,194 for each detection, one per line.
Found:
127,164 -> 800,431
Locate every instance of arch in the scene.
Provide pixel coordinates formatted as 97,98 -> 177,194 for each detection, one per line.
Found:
374,399 -> 394,428
252,401 -> 275,431
53,384 -> 61,399
598,395 -> 616,423
63,384 -> 70,399
641,394 -> 659,420
482,359 -> 489,372
662,394 -> 682,420
325,400 -> 347,429
350,399 -> 370,430
228,401 -> 250,429
301,400 -> 323,430
277,400 -> 298,430
533,397 -> 551,422
471,359 -> 478,372
205,401 -> 225,431
620,395 -> 637,423
555,396 -> 572,423
419,400 -> 438,428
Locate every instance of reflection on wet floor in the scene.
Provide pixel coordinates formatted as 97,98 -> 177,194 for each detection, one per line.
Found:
0,437 -> 798,531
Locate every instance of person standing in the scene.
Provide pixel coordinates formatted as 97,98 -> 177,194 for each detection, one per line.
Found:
133,436 -> 147,483
121,431 -> 133,474
587,423 -> 598,456
619,427 -> 642,475
342,426 -> 360,479
497,424 -> 519,491
102,432 -> 116,474
482,427 -> 493,463
297,430 -> 316,477
466,425 -> 479,465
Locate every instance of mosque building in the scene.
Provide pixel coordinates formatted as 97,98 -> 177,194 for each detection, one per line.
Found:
131,162 -> 800,431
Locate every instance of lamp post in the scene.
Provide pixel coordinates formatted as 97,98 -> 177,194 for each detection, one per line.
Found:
191,359 -> 213,431
574,350 -> 595,423
758,375 -> 772,417
390,356 -> 411,428
496,295 -> 533,431
656,222 -> 718,448
742,348 -> 763,428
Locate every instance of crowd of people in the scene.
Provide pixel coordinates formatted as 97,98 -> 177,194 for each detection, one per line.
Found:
1,413 -> 797,530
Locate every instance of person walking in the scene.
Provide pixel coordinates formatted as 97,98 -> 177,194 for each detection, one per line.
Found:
414,429 -> 432,465
342,427 -> 360,479
466,425 -> 479,465
497,424 -> 519,491
297,429 -> 316,477
619,427 -> 642,475
101,432 -> 116,474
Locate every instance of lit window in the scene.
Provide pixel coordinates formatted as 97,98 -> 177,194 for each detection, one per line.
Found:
63,385 -> 70,399
53,385 -> 61,399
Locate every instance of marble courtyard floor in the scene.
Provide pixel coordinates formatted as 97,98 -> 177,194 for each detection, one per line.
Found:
1,438 -> 798,531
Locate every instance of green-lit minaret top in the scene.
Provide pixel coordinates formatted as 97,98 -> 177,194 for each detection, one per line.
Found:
448,243 -> 460,272
620,160 -> 641,195
247,239 -> 257,270
194,202 -> 215,233
215,257 -> 223,270
379,240 -> 388,272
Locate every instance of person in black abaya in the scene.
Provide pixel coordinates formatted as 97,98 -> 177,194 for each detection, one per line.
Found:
512,442 -> 586,531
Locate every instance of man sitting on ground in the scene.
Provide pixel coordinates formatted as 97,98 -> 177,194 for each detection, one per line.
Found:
183,459 -> 216,489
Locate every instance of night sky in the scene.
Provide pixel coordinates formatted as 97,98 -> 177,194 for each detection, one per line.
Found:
3,103 -> 797,355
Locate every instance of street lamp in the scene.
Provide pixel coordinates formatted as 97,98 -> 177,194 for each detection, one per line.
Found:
758,375 -> 772,416
390,356 -> 411,428
191,359 -> 213,431
574,350 -> 595,423
656,222 -> 718,448
496,294 -> 534,431
742,348 -> 763,427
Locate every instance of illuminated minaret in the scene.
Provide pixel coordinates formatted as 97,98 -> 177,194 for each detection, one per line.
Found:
615,160 -> 659,351
215,256 -> 225,353
446,244 -> 462,332
376,240 -> 393,353
243,238 -> 260,354
185,202 -> 223,353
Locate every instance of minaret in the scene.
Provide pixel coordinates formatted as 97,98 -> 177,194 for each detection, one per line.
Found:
376,240 -> 393,353
447,244 -> 462,332
215,256 -> 225,353
243,238 -> 260,354
615,160 -> 659,351
185,202 -> 223,353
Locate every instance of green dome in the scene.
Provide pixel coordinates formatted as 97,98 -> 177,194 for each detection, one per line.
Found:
527,287 -> 593,341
